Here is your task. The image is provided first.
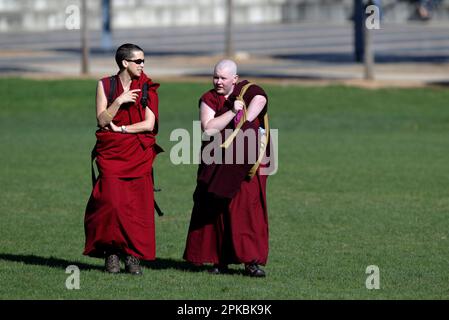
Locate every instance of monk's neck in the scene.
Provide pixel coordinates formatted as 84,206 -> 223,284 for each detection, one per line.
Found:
118,72 -> 133,90
224,85 -> 235,99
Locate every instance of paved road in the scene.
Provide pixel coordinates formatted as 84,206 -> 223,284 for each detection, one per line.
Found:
0,21 -> 448,83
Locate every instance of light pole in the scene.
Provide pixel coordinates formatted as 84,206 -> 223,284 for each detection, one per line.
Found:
354,0 -> 375,80
101,0 -> 113,51
225,0 -> 234,58
363,21 -> 374,80
81,0 -> 89,74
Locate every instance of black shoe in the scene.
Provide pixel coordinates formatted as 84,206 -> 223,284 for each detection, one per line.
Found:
208,264 -> 228,275
105,254 -> 120,274
245,263 -> 266,278
124,255 -> 143,275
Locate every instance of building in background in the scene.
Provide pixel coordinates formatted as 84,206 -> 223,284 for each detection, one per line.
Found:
0,0 -> 448,32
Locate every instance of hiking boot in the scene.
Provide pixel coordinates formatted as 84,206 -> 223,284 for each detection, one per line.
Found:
245,263 -> 266,278
124,255 -> 143,275
105,254 -> 120,274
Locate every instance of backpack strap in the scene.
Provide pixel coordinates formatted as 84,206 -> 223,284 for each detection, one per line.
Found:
109,77 -> 148,108
90,143 -> 98,187
108,76 -> 116,106
141,82 -> 149,108
151,169 -> 164,216
142,82 -> 163,215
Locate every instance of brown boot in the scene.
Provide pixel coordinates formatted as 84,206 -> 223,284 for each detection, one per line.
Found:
124,255 -> 143,275
105,254 -> 120,274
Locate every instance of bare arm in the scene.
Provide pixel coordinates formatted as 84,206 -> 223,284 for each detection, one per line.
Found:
96,80 -> 141,128
200,101 -> 241,135
200,94 -> 266,135
110,106 -> 155,133
245,95 -> 267,122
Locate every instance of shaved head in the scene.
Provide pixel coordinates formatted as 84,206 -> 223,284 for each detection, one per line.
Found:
212,59 -> 239,96
214,59 -> 238,76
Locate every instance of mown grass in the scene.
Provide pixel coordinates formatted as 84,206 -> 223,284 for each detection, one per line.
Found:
1,78 -> 449,299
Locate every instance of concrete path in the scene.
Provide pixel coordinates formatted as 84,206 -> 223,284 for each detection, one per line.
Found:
1,22 -> 448,87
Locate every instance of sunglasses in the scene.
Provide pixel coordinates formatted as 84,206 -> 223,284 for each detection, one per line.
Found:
126,59 -> 145,64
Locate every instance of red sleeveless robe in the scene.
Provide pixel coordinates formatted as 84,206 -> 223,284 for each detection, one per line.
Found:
83,72 -> 162,260
183,81 -> 270,266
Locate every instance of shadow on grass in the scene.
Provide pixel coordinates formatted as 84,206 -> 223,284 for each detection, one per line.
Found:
143,259 -> 246,276
0,253 -> 103,271
0,253 -> 245,275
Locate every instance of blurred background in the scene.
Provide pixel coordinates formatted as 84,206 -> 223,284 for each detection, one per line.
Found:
0,0 -> 448,85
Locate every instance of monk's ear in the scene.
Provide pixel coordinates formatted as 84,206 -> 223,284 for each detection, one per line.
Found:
122,59 -> 128,70
233,74 -> 239,84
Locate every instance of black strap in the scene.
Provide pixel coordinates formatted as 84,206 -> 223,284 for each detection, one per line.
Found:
144,84 -> 163,216
154,200 -> 164,217
151,169 -> 164,216
90,145 -> 98,188
109,76 -> 148,108
108,76 -> 116,106
141,82 -> 149,108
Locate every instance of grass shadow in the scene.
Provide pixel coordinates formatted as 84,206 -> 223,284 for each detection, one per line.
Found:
143,258 -> 246,276
0,253 -> 246,276
0,253 -> 103,271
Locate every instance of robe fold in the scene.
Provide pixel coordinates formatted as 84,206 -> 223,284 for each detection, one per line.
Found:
83,72 -> 162,260
183,81 -> 270,266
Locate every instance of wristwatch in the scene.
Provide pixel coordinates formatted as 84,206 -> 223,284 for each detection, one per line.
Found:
121,125 -> 127,133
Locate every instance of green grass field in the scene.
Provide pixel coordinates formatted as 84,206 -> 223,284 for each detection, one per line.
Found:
1,78 -> 449,299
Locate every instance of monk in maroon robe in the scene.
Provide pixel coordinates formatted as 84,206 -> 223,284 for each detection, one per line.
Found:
83,44 -> 162,275
183,59 -> 270,277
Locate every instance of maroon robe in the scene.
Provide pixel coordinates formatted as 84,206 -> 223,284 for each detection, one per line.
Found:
183,81 -> 270,266
83,72 -> 162,260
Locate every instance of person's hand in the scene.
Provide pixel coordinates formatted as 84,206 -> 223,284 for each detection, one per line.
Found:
232,99 -> 244,114
117,89 -> 141,105
109,122 -> 121,132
